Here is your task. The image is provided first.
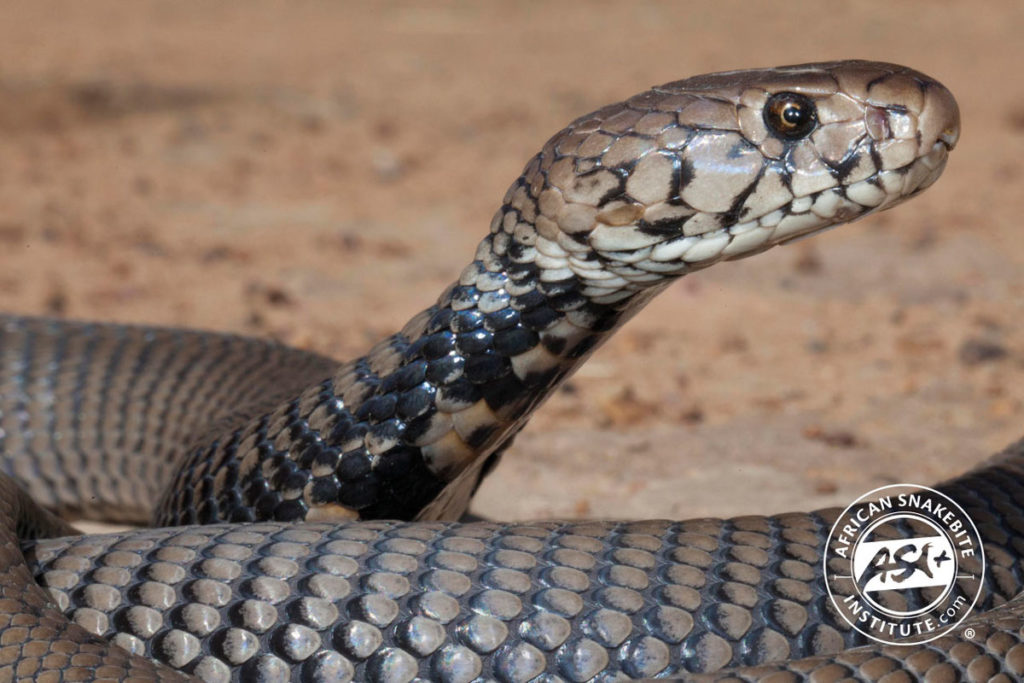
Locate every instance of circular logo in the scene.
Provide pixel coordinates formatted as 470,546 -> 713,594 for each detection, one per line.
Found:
824,484 -> 984,645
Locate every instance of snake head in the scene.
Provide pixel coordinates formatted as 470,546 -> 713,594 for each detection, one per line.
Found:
490,60 -> 959,305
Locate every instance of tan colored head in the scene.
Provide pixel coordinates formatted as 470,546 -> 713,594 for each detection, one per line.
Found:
488,61 -> 959,306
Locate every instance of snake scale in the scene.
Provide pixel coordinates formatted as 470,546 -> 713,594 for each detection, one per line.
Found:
6,60 -> 1010,682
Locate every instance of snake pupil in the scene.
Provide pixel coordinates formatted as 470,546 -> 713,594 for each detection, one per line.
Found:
764,92 -> 817,139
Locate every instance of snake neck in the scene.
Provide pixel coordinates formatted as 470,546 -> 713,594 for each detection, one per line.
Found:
325,224 -> 652,519
156,224 -> 650,526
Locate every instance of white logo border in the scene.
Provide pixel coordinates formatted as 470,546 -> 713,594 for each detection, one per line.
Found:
823,483 -> 985,646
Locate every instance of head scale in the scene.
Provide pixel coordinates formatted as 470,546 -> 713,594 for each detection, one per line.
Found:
488,60 -> 959,307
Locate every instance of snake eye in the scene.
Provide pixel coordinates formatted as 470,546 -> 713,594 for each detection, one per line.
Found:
763,92 -> 817,139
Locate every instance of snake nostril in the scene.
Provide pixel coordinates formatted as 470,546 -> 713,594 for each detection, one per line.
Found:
864,106 -> 890,141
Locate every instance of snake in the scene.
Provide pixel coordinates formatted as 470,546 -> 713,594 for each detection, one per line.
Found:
5,59 -> 1008,683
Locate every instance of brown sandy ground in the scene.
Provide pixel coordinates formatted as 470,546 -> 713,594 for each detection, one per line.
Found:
0,1 -> 1021,530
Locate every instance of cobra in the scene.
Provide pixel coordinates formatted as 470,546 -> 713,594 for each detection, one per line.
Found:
3,60 -> 995,682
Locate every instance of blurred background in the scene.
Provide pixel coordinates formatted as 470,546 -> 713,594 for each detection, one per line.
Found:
0,1 -> 1022,521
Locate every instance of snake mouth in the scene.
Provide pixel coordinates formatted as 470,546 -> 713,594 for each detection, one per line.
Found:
604,140 -> 954,284
713,141 -> 952,253
900,140 -> 951,197
939,129 -> 959,151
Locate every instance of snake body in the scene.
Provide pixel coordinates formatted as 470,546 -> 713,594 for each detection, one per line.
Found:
0,61 -> 982,681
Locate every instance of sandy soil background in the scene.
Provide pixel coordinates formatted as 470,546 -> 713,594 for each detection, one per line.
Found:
0,1 -> 1022,528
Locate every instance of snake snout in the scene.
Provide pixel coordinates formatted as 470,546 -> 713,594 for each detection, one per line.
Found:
891,76 -> 959,199
931,89 -> 960,152
920,77 -> 960,153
